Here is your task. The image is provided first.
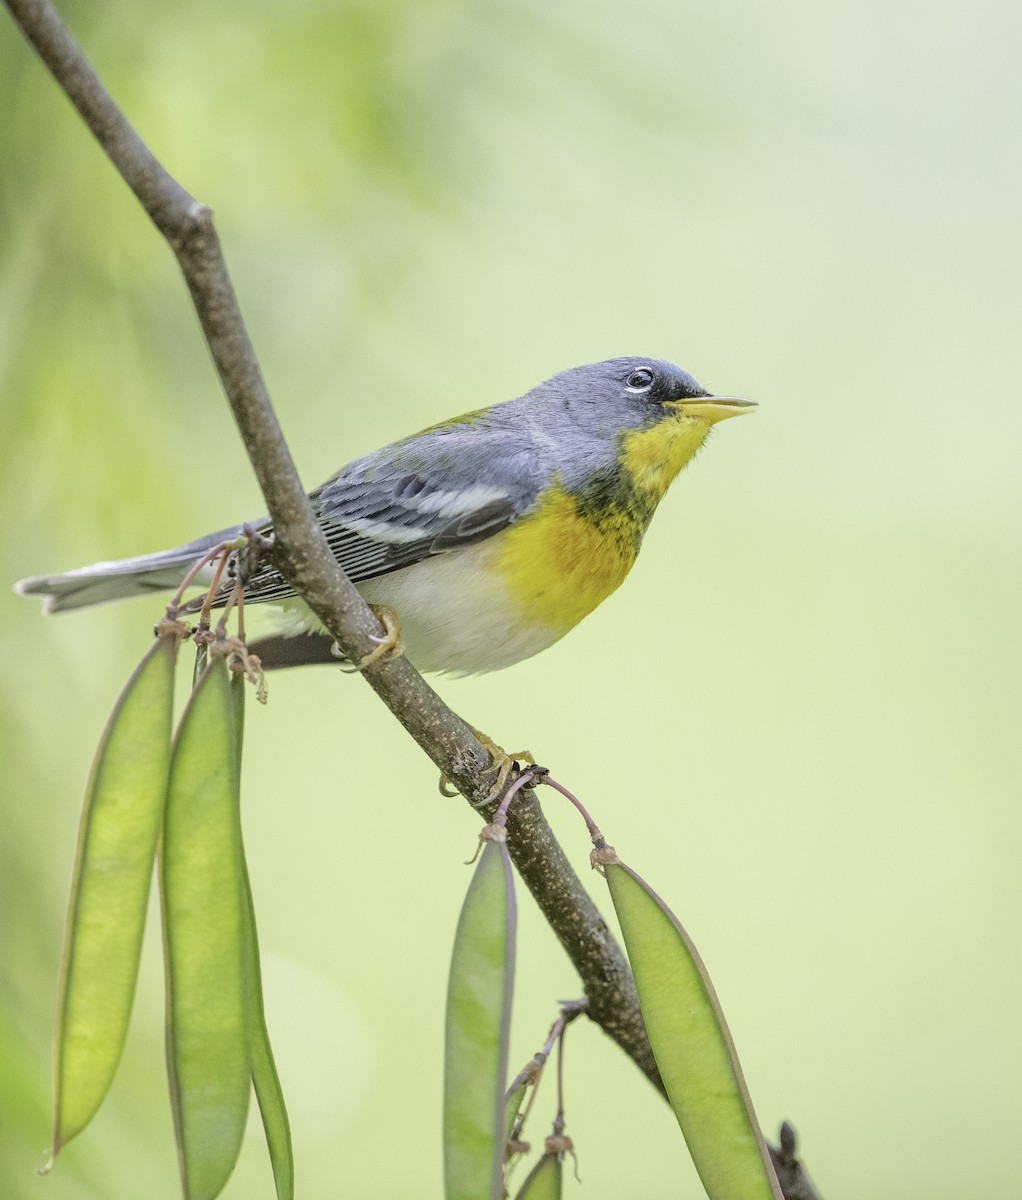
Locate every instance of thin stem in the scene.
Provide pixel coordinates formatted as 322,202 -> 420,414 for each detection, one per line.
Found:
554,1023 -> 567,1136
540,775 -> 603,843
201,551 -> 231,626
165,540 -> 233,615
494,771 -> 537,825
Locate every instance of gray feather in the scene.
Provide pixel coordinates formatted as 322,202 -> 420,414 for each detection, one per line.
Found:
15,527 -> 243,613
15,357 -> 708,617
231,421 -> 543,608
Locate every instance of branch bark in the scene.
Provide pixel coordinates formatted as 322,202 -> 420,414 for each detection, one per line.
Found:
4,0 -> 659,1092
5,6 -> 824,1197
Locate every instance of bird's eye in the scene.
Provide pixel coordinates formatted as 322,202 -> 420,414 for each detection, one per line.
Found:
625,368 -> 655,392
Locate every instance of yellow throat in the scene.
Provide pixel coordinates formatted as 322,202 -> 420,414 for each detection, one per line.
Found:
493,408 -> 736,637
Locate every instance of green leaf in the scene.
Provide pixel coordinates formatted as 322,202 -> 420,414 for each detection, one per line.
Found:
161,658 -> 251,1200
604,860 -> 782,1200
444,835 -> 517,1200
513,1150 -> 562,1200
242,869 -> 294,1200
505,1074 -> 528,1140
53,632 -> 178,1154
231,672 -> 294,1200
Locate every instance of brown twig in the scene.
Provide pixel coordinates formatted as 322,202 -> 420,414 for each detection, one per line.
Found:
4,0 -> 661,1098
5,6 -> 824,1195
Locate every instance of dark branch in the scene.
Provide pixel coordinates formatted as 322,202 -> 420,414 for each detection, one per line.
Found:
5,5 -> 825,1195
4,0 -> 661,1096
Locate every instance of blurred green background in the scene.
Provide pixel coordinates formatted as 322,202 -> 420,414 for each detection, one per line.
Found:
2,0 -> 1020,1196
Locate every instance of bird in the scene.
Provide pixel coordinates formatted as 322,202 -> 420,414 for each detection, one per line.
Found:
16,357 -> 754,676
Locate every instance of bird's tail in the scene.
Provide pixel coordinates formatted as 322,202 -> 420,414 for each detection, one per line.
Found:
14,526 -> 243,614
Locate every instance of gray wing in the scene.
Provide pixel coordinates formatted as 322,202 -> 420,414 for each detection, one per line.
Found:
234,422 -> 543,606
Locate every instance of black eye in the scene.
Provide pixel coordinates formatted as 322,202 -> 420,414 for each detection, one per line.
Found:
625,368 -> 655,392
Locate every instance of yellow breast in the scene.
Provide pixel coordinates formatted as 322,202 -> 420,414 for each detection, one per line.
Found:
493,417 -> 712,638
492,482 -> 642,635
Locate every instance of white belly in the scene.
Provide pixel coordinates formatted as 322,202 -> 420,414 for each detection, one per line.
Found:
275,542 -> 564,675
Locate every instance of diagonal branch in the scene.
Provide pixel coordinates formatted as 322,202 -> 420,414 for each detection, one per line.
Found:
4,0 -> 660,1094
6,7 -> 825,1197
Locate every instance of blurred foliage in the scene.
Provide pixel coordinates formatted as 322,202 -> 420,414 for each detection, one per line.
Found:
2,1 -> 1021,1198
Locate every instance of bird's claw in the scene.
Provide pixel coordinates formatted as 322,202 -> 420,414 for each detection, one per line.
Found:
480,746 -> 536,803
437,732 -> 536,803
357,606 -> 405,670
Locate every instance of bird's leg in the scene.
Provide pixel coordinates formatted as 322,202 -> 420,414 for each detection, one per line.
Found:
438,728 -> 536,803
357,605 -> 406,670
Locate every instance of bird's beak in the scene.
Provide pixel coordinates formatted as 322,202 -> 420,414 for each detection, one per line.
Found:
673,395 -> 757,424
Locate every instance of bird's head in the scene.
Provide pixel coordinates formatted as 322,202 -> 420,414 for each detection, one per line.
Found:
542,357 -> 755,496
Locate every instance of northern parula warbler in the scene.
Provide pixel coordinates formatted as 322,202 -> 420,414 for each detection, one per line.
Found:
17,357 -> 754,674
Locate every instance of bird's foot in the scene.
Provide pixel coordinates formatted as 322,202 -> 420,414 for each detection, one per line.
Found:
357,605 -> 405,670
439,728 -> 535,804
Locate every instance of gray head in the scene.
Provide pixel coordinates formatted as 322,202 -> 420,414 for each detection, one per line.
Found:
511,356 -> 753,448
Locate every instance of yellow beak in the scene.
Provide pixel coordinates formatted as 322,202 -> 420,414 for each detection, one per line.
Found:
673,395 -> 757,424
